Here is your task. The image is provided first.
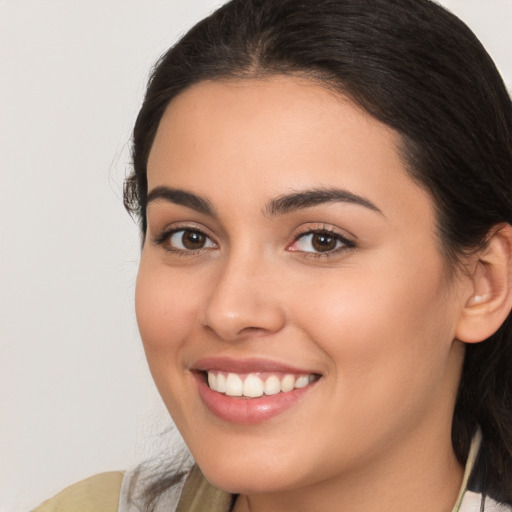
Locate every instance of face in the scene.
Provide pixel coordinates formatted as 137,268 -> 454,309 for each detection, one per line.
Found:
136,76 -> 468,495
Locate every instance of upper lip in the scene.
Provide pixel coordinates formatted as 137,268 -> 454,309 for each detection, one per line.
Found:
191,356 -> 320,375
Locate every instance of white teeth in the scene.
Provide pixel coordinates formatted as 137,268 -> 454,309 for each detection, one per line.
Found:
225,373 -> 243,396
208,372 -> 216,389
264,375 -> 281,395
216,373 -> 227,393
243,374 -> 264,398
206,371 -> 315,397
280,374 -> 295,392
294,375 -> 310,388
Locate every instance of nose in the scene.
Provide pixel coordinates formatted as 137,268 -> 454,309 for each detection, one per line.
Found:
200,253 -> 286,341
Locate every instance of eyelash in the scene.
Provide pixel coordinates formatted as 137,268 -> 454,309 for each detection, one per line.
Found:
153,227 -> 217,256
152,225 -> 355,258
289,226 -> 356,258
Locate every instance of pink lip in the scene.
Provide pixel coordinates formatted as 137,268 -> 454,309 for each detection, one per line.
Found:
192,356 -> 316,375
191,357 -> 320,425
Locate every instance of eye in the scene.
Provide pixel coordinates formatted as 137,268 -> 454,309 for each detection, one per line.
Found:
289,230 -> 354,254
160,229 -> 217,252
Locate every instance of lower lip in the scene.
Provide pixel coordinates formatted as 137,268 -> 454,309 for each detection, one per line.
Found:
194,373 -> 316,425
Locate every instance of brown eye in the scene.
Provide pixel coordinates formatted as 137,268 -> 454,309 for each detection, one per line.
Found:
182,230 -> 206,249
311,233 -> 337,252
167,229 -> 216,251
289,230 -> 354,255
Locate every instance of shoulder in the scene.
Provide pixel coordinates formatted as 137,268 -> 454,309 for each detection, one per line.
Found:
32,471 -> 124,512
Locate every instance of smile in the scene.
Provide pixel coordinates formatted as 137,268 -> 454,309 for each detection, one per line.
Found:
191,358 -> 321,424
207,371 -> 316,398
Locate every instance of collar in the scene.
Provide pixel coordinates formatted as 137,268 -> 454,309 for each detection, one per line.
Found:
176,465 -> 233,512
454,428 -> 511,512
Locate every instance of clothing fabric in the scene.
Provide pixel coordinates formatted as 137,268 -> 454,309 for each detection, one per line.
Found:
34,430 -> 512,512
33,471 -> 124,512
452,429 -> 511,512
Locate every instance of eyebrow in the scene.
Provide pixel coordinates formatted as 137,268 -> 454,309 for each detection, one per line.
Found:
265,188 -> 383,217
145,185 -> 382,218
146,186 -> 216,216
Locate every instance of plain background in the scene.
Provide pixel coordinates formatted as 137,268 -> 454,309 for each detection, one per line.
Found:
1,1 -> 511,511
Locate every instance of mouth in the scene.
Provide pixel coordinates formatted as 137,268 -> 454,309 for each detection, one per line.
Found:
204,370 -> 317,398
191,358 -> 321,424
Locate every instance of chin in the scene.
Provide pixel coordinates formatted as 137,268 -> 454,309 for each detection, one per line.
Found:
197,453 -> 306,495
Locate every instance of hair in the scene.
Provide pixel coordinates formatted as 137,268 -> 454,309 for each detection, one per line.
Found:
125,0 -> 512,507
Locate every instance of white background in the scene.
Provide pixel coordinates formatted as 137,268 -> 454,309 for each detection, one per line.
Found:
1,1 -> 511,511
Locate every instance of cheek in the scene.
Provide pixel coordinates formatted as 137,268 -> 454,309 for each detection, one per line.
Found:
135,260 -> 198,364
135,260 -> 206,426
288,256 -> 455,401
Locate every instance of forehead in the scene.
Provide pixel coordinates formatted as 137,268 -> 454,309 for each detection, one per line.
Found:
147,76 -> 432,223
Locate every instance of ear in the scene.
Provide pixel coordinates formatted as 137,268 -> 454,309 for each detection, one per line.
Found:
456,223 -> 512,344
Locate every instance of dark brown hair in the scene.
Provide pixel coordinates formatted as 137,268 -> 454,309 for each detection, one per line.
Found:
125,0 -> 512,506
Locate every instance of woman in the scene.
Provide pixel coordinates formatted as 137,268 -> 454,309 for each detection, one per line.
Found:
36,0 -> 512,511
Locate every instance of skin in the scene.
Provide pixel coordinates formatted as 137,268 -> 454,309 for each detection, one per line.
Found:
136,76 -> 473,512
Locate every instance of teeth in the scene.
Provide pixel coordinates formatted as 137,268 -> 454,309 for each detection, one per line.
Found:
216,373 -> 227,393
225,373 -> 243,396
208,372 -> 216,390
207,371 -> 315,397
280,374 -> 295,392
264,375 -> 281,395
294,375 -> 310,388
243,374 -> 264,398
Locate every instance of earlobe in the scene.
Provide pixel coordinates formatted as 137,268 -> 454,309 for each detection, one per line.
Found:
456,224 -> 512,344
